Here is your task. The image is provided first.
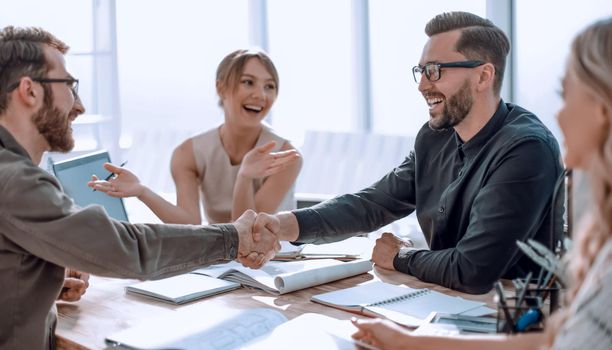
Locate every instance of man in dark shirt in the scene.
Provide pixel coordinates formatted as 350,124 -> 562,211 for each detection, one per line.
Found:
257,12 -> 563,294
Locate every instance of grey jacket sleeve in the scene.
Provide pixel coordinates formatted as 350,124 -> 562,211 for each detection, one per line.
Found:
293,153 -> 417,244
393,139 -> 560,294
0,157 -> 238,280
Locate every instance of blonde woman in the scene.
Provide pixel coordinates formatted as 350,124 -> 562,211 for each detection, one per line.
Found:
352,17 -> 612,350
90,49 -> 302,224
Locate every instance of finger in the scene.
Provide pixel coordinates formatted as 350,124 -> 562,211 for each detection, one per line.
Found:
90,181 -> 113,192
75,271 -> 90,284
269,149 -> 299,159
103,162 -> 123,174
252,231 -> 262,242
255,253 -> 267,268
271,154 -> 300,167
60,289 -> 83,302
262,165 -> 287,177
63,278 -> 85,291
238,209 -> 257,222
257,141 -> 277,153
253,215 -> 265,237
403,238 -> 414,248
380,232 -> 394,239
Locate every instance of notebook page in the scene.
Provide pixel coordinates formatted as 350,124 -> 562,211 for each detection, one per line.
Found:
312,281 -> 422,308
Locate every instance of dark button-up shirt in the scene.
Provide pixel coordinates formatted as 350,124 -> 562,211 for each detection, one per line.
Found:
293,101 -> 563,294
0,125 -> 239,349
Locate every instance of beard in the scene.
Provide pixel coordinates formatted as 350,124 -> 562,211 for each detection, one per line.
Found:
31,88 -> 74,152
428,79 -> 474,131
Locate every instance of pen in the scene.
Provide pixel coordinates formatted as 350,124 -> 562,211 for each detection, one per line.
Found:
495,281 -> 515,333
93,161 -> 127,192
514,271 -> 532,320
540,275 -> 558,302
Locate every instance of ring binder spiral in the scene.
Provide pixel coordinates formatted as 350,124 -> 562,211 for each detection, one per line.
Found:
369,289 -> 430,307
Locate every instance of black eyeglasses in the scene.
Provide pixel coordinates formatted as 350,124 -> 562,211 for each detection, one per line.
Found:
6,77 -> 79,97
412,60 -> 485,83
33,78 -> 79,97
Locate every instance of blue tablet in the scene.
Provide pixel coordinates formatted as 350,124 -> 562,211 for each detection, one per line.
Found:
52,150 -> 129,221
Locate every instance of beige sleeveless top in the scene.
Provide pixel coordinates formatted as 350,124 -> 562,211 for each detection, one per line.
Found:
192,124 -> 295,224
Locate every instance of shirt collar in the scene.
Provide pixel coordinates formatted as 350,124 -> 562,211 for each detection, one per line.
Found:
455,99 -> 508,159
0,124 -> 32,160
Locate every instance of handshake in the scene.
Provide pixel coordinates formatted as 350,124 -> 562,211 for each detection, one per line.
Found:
233,210 -> 284,269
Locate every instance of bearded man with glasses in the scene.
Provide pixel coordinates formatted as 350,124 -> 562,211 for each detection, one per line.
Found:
0,26 -> 280,349
258,11 -> 563,295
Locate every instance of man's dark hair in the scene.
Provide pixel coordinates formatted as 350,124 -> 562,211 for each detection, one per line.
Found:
425,12 -> 510,95
0,26 -> 69,114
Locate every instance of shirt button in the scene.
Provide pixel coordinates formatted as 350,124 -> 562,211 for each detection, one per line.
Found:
438,206 -> 445,213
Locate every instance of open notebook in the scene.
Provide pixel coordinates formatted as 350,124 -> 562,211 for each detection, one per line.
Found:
126,274 -> 240,304
312,281 -> 494,327
193,259 -> 372,295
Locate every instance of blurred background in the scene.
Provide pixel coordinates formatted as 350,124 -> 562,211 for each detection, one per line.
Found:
1,0 -> 610,204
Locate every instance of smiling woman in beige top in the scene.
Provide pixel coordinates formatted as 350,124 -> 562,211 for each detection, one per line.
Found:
90,49 -> 302,224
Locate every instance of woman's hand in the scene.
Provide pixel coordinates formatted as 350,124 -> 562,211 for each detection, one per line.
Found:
352,318 -> 414,350
238,141 -> 300,179
87,162 -> 145,198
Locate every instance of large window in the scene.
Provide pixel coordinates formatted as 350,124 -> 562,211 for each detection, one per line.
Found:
267,0 -> 355,144
116,0 -> 250,138
514,0 -> 612,143
0,0 -> 97,153
369,1 -> 486,137
4,1 -> 608,193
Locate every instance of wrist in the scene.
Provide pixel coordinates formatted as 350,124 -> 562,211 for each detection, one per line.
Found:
136,185 -> 150,199
277,212 -> 299,241
237,167 -> 255,180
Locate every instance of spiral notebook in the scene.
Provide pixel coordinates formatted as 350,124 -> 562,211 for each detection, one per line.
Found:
311,281 -> 490,327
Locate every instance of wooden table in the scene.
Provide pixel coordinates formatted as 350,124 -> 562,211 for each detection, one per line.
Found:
55,266 -> 497,349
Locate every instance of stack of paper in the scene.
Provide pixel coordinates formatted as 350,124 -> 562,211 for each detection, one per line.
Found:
275,237 -> 374,260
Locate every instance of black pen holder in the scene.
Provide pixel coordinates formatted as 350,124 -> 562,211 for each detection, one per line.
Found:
496,295 -> 544,334
496,277 -> 563,334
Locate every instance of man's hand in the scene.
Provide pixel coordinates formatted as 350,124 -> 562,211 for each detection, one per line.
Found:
254,211 -> 299,242
234,210 -> 280,268
57,269 -> 90,302
371,232 -> 413,270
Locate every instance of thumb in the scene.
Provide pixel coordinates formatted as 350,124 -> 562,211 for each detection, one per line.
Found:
256,141 -> 277,154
